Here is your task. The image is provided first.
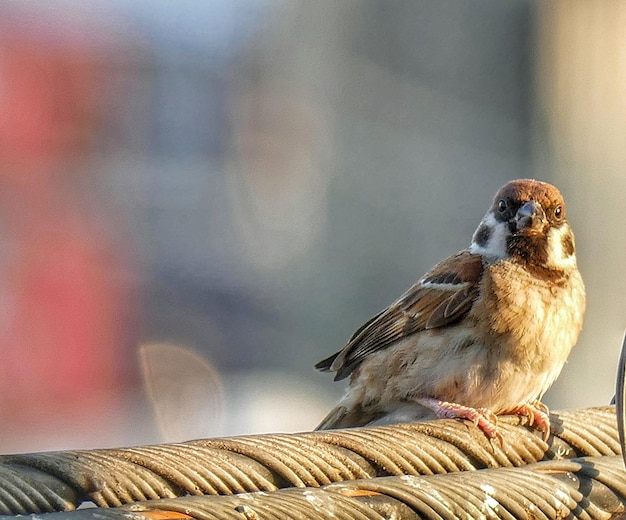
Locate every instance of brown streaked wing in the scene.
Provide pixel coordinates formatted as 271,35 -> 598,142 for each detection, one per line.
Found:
347,309 -> 386,343
329,251 -> 484,380
315,309 -> 386,372
425,284 -> 478,329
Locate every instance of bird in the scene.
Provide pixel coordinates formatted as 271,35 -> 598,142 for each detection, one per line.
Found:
315,179 -> 585,440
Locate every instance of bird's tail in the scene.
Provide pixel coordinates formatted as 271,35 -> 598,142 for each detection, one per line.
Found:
315,403 -> 381,430
314,352 -> 340,372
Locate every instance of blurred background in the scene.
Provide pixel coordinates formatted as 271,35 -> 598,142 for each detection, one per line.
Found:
0,0 -> 623,452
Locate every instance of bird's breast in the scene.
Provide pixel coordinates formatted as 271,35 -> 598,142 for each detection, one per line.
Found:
480,261 -> 585,372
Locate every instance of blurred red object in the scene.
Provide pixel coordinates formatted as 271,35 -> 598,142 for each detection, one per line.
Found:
0,7 -> 138,450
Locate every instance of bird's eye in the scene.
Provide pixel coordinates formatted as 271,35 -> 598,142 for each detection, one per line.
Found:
497,199 -> 508,213
554,205 -> 563,219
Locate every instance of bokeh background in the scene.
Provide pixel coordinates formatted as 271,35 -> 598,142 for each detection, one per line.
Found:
0,1 -> 623,452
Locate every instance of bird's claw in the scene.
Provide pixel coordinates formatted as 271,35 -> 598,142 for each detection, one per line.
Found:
506,400 -> 552,441
417,397 -> 501,441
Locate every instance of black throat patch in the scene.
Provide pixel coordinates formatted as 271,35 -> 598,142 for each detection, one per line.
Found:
506,233 -> 568,283
506,233 -> 548,264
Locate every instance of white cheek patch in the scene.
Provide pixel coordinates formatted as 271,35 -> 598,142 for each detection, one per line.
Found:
546,224 -> 577,269
468,212 -> 508,260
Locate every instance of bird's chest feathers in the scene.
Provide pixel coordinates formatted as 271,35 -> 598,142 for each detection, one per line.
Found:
479,261 -> 582,367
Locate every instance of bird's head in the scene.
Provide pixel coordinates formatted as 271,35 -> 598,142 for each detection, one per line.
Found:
470,179 -> 577,274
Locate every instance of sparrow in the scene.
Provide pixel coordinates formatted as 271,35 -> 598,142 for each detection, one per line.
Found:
315,179 -> 585,439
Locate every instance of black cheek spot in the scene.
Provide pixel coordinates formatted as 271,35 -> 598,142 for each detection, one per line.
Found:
474,224 -> 492,248
561,232 -> 575,257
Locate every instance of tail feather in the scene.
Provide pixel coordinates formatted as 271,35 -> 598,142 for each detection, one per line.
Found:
314,352 -> 340,372
315,404 -> 382,431
315,405 -> 348,430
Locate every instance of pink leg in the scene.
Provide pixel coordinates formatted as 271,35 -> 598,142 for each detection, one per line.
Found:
504,400 -> 552,441
416,397 -> 499,440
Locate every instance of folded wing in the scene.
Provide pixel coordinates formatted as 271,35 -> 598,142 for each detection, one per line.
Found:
315,251 -> 484,381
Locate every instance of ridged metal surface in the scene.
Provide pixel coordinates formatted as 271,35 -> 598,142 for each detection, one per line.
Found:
0,465 -> 78,515
1,455 -> 623,519
0,406 -> 619,515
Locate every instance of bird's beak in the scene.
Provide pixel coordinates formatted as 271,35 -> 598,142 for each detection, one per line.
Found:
514,200 -> 546,233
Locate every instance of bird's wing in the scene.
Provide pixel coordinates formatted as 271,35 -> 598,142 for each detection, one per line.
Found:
315,250 -> 484,381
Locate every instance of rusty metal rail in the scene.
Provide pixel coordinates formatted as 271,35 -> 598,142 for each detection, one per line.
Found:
0,406 -> 620,517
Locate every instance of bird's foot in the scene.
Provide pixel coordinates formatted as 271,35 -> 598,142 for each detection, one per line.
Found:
505,400 -> 552,441
416,397 -> 500,440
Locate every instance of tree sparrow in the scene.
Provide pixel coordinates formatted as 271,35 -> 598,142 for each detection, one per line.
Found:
315,179 -> 585,439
